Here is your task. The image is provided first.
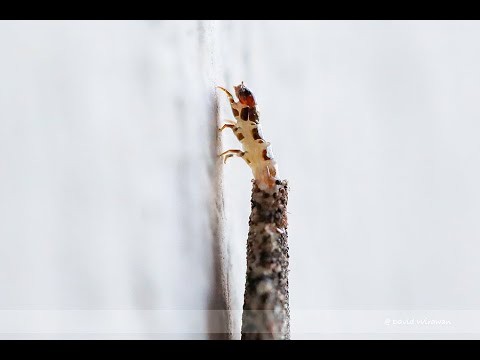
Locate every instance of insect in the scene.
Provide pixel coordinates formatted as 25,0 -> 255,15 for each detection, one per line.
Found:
217,82 -> 279,190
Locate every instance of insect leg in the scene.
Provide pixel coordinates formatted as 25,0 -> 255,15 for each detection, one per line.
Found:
218,149 -> 245,164
218,122 -> 237,132
216,86 -> 235,104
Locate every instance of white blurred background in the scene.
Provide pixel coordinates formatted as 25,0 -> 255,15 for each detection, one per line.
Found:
1,20 -> 480,339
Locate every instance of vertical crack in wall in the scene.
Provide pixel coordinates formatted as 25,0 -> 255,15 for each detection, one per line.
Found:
200,20 -> 233,340
207,96 -> 232,339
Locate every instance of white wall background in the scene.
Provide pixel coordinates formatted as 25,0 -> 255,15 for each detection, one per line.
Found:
1,20 -> 480,339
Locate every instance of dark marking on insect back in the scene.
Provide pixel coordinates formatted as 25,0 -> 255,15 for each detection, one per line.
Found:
232,108 -> 239,117
262,149 -> 271,161
240,107 -> 249,121
248,107 -> 258,121
236,132 -> 245,141
252,127 -> 262,140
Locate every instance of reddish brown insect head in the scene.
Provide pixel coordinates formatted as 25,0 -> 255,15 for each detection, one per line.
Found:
234,82 -> 256,107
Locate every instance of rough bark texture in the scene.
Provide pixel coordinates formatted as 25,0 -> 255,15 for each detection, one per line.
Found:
241,180 -> 290,340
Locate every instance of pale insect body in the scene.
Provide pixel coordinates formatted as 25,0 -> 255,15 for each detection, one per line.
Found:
217,83 -> 279,190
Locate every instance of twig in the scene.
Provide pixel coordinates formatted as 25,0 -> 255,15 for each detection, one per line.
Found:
241,179 -> 290,340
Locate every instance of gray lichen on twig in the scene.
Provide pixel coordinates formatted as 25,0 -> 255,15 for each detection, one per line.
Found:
241,179 -> 289,340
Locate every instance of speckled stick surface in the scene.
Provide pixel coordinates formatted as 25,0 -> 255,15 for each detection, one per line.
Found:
241,179 -> 289,340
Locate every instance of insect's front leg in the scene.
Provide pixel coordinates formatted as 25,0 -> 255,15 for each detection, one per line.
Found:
216,86 -> 235,104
